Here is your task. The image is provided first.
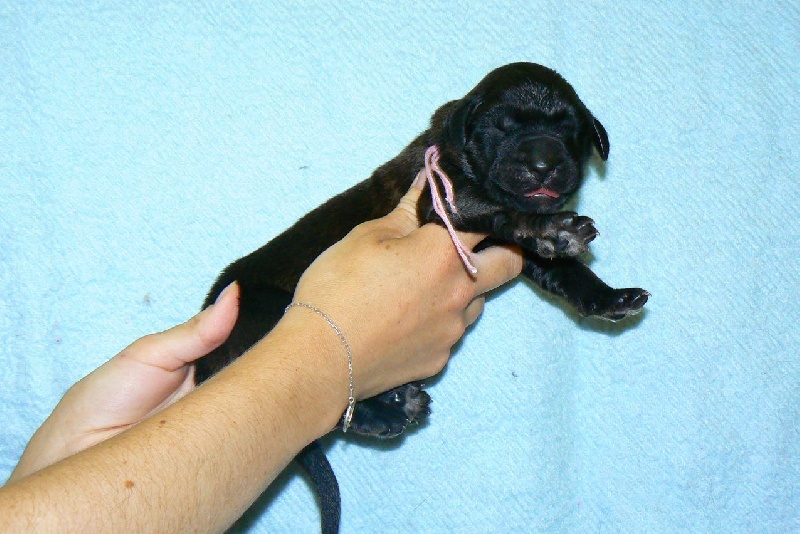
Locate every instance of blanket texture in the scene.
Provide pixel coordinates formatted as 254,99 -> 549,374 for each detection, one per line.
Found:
1,1 -> 798,531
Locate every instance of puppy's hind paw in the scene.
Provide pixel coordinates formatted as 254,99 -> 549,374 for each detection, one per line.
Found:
585,288 -> 650,321
347,383 -> 431,439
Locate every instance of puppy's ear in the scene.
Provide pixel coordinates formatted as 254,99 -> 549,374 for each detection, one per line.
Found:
591,117 -> 610,160
446,95 -> 483,150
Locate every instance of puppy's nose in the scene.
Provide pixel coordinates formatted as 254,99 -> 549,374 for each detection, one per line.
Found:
521,136 -> 563,175
533,156 -> 556,174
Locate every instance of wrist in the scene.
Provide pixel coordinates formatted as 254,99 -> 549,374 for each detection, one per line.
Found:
284,303 -> 356,431
238,310 -> 351,440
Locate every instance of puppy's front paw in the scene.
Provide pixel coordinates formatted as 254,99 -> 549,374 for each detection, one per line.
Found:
584,288 -> 650,321
518,212 -> 597,258
347,383 -> 431,439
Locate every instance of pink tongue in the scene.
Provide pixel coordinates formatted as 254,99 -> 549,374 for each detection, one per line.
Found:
526,188 -> 560,198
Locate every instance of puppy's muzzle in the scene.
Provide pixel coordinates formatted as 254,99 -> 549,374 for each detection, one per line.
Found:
514,136 -> 565,177
510,136 -> 569,197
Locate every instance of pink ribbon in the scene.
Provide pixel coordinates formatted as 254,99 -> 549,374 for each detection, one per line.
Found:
424,146 -> 478,275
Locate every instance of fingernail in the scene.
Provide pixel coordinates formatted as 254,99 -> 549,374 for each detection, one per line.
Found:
214,281 -> 238,304
412,169 -> 427,190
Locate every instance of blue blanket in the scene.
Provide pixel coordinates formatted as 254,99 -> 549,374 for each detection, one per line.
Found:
2,1 -> 797,531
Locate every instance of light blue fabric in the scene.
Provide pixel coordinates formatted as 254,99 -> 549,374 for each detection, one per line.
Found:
2,1 -> 798,531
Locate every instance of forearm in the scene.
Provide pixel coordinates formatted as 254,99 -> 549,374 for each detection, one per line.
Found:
0,316 -> 347,532
0,179 -> 524,531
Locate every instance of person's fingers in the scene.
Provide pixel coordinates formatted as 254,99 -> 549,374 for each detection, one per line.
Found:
411,167 -> 427,191
119,282 -> 240,371
456,230 -> 490,249
464,296 -> 486,326
372,170 -> 426,239
470,244 -> 524,295
378,169 -> 488,248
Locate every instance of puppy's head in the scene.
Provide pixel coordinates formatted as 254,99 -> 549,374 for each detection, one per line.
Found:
438,62 -> 608,213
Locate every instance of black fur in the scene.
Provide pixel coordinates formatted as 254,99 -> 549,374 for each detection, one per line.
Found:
195,62 -> 648,532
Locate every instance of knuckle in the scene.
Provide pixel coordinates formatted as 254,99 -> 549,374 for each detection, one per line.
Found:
508,249 -> 524,277
452,283 -> 474,309
120,333 -> 160,362
128,333 -> 157,354
489,246 -> 523,284
194,320 -> 223,349
444,316 -> 467,345
427,350 -> 451,376
472,296 -> 486,316
395,196 -> 418,217
349,220 -> 375,237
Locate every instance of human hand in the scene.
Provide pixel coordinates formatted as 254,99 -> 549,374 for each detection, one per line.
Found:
288,171 -> 523,400
8,283 -> 240,482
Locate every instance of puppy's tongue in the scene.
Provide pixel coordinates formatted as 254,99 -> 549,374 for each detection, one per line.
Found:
526,188 -> 560,199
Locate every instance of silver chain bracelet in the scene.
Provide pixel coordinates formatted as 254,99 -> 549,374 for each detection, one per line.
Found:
285,302 -> 356,432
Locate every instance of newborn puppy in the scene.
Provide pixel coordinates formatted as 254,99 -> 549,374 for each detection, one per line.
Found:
195,62 -> 648,533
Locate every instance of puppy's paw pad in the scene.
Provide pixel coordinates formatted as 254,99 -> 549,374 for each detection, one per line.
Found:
394,383 -> 431,421
537,213 -> 597,258
594,288 -> 650,321
347,383 -> 431,439
349,412 -> 410,439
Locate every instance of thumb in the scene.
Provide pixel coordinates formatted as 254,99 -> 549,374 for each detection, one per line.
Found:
380,169 -> 427,237
119,282 -> 240,371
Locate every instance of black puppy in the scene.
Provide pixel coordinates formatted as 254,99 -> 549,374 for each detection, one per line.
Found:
195,62 -> 648,532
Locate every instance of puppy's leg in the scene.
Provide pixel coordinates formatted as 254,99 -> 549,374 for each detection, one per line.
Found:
524,254 -> 649,321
